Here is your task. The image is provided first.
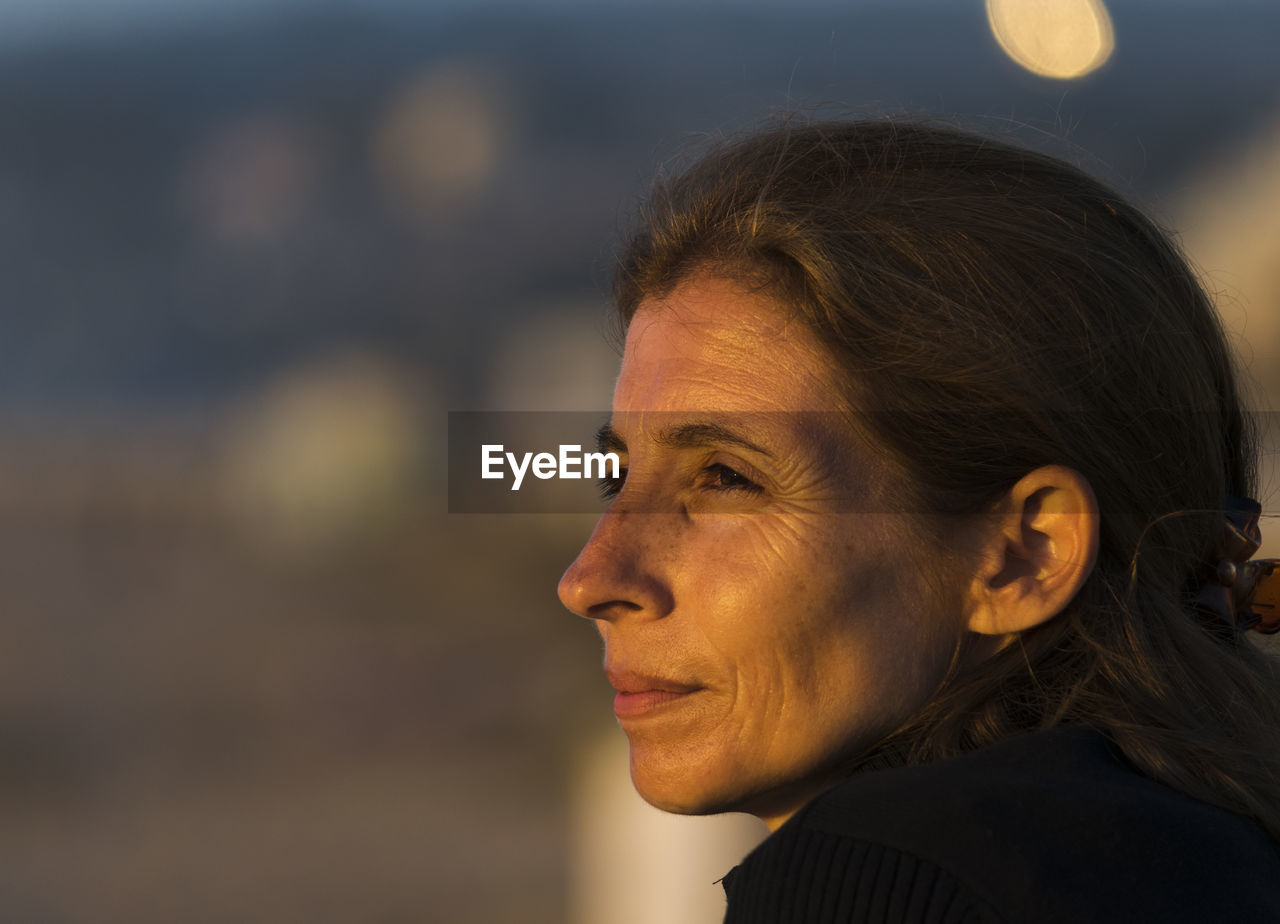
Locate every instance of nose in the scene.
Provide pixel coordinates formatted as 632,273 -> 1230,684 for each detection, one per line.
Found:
557,505 -> 675,622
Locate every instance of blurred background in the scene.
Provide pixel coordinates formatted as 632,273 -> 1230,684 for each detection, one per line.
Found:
1,0 -> 1279,921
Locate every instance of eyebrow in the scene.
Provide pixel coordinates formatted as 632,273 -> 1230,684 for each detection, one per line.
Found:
595,421 -> 774,458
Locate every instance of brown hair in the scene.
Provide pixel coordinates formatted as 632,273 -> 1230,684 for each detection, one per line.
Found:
613,118 -> 1280,838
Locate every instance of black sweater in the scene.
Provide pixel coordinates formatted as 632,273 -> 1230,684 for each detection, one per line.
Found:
721,727 -> 1280,923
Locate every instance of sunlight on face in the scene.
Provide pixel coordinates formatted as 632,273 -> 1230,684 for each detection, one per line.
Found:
557,276 -> 968,830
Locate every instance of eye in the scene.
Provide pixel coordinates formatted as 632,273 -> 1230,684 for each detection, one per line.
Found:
598,467 -> 628,500
702,463 -> 763,495
598,461 -> 763,502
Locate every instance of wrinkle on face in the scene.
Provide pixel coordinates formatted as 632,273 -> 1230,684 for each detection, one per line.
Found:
559,274 -> 967,829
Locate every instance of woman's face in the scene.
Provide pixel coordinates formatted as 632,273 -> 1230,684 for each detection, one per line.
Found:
557,275 -> 968,829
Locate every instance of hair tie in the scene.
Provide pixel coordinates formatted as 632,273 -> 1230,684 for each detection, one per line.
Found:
1193,496 -> 1280,634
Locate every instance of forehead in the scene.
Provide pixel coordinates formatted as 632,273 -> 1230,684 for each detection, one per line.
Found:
616,276 -> 846,415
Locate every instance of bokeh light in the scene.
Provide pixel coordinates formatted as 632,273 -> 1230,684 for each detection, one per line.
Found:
370,60 -> 512,223
986,0 -> 1115,80
181,114 -> 326,245
221,352 -> 427,555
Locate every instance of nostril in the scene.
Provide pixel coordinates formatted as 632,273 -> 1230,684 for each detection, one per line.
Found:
556,513 -> 621,617
555,505 -> 674,621
585,598 -> 644,622
557,543 -> 657,622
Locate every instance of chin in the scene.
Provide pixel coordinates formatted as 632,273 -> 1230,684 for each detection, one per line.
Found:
628,752 -> 789,819
630,749 -> 840,827
628,753 -> 738,816
632,778 -> 733,816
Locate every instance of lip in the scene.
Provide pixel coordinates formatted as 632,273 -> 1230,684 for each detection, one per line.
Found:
606,668 -> 702,719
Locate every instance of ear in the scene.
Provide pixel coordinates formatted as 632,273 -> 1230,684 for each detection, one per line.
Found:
964,465 -> 1100,637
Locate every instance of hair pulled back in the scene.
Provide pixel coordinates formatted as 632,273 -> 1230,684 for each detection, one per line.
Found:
614,118 -> 1280,839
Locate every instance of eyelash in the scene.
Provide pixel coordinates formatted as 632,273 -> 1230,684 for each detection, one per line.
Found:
596,463 -> 764,501
597,470 -> 626,500
702,463 -> 764,494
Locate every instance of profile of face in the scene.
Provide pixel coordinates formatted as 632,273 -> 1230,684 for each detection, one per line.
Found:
557,275 -> 972,830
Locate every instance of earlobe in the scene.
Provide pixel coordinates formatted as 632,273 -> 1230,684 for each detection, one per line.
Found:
965,466 -> 1100,637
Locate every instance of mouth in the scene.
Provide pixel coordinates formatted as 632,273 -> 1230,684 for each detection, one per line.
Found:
606,668 -> 702,719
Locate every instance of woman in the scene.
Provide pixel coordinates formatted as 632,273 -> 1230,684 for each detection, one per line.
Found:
557,120 -> 1280,922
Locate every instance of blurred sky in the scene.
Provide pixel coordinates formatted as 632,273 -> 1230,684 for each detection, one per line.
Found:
0,0 -> 1266,44
4,0 -> 1280,410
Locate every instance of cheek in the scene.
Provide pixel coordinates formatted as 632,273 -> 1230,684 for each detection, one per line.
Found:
682,514 -> 880,682
688,513 -> 956,717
